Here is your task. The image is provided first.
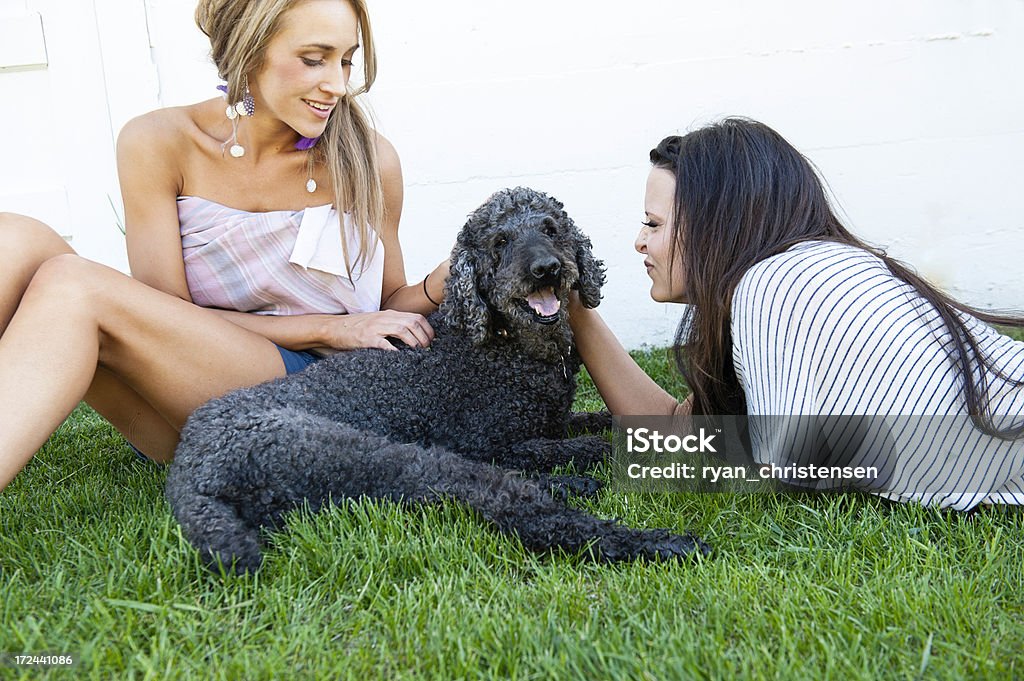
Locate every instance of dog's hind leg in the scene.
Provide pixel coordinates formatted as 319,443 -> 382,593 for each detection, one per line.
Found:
167,402 -> 342,575
465,435 -> 610,473
168,404 -> 472,573
164,472 -> 265,574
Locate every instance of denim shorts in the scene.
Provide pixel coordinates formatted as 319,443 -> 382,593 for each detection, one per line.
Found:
276,344 -> 321,375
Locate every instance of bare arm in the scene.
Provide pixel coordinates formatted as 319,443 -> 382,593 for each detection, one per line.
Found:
373,134 -> 450,314
203,308 -> 433,351
118,112 -> 191,300
383,259 -> 450,315
201,133 -> 434,348
118,116 -> 432,351
118,114 -> 322,346
569,297 -> 691,417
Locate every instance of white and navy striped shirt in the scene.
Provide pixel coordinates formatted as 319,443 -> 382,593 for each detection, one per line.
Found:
730,241 -> 1024,509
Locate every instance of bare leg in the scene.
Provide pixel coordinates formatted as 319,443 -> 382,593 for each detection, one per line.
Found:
0,254 -> 288,490
84,367 -> 181,463
1,213 -> 181,462
0,213 -> 74,334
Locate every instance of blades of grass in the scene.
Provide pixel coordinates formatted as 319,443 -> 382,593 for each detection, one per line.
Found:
917,632 -> 934,679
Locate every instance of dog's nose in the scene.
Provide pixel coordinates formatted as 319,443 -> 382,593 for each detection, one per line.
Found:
530,257 -> 561,280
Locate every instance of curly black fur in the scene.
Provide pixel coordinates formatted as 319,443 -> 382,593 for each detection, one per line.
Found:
166,187 -> 710,574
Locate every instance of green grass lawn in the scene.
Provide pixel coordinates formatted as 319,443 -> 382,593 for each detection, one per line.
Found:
2,346 -> 1023,680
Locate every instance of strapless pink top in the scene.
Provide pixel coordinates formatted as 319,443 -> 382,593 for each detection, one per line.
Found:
177,196 -> 384,316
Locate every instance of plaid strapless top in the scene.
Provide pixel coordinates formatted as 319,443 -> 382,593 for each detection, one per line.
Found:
177,196 -> 384,316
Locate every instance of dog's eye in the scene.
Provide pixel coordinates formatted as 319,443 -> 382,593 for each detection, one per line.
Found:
543,224 -> 558,237
494,235 -> 508,248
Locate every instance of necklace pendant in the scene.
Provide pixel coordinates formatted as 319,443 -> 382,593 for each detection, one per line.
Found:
229,144 -> 245,158
306,178 -> 317,193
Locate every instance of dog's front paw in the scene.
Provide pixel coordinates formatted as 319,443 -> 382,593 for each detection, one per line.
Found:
566,410 -> 613,435
537,473 -> 605,502
596,528 -> 711,563
573,435 -> 611,469
636,529 -> 711,562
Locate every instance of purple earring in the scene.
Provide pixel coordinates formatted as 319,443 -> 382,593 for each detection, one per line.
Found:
217,80 -> 320,193
220,76 -> 254,157
239,76 -> 255,116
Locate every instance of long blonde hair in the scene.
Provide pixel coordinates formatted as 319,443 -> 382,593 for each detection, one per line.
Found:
195,0 -> 384,273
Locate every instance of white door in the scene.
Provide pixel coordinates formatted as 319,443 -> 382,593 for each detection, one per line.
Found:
0,0 -> 158,270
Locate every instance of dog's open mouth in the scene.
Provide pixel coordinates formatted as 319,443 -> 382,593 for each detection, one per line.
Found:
521,287 -> 561,325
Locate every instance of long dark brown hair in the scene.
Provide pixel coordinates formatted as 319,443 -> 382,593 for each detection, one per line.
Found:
654,117 -> 1024,439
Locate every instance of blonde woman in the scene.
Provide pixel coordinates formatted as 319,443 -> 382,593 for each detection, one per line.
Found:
0,0 -> 447,489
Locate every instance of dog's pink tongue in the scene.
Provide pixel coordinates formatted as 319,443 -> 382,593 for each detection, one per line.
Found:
527,288 -> 560,316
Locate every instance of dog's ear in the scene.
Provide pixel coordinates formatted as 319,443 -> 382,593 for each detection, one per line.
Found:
570,221 -> 606,309
440,240 -> 491,345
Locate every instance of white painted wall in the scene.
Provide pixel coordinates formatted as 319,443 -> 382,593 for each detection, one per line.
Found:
2,0 -> 1022,348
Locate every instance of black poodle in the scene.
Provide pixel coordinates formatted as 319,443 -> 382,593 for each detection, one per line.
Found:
166,187 -> 709,573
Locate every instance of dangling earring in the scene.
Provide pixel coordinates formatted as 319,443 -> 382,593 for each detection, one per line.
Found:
296,136 -> 320,193
305,154 -> 317,194
223,75 -> 254,158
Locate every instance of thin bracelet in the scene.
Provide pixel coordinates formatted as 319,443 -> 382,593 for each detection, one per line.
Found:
422,274 -> 441,306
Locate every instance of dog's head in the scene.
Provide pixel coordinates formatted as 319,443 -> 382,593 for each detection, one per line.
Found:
441,187 -> 606,358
